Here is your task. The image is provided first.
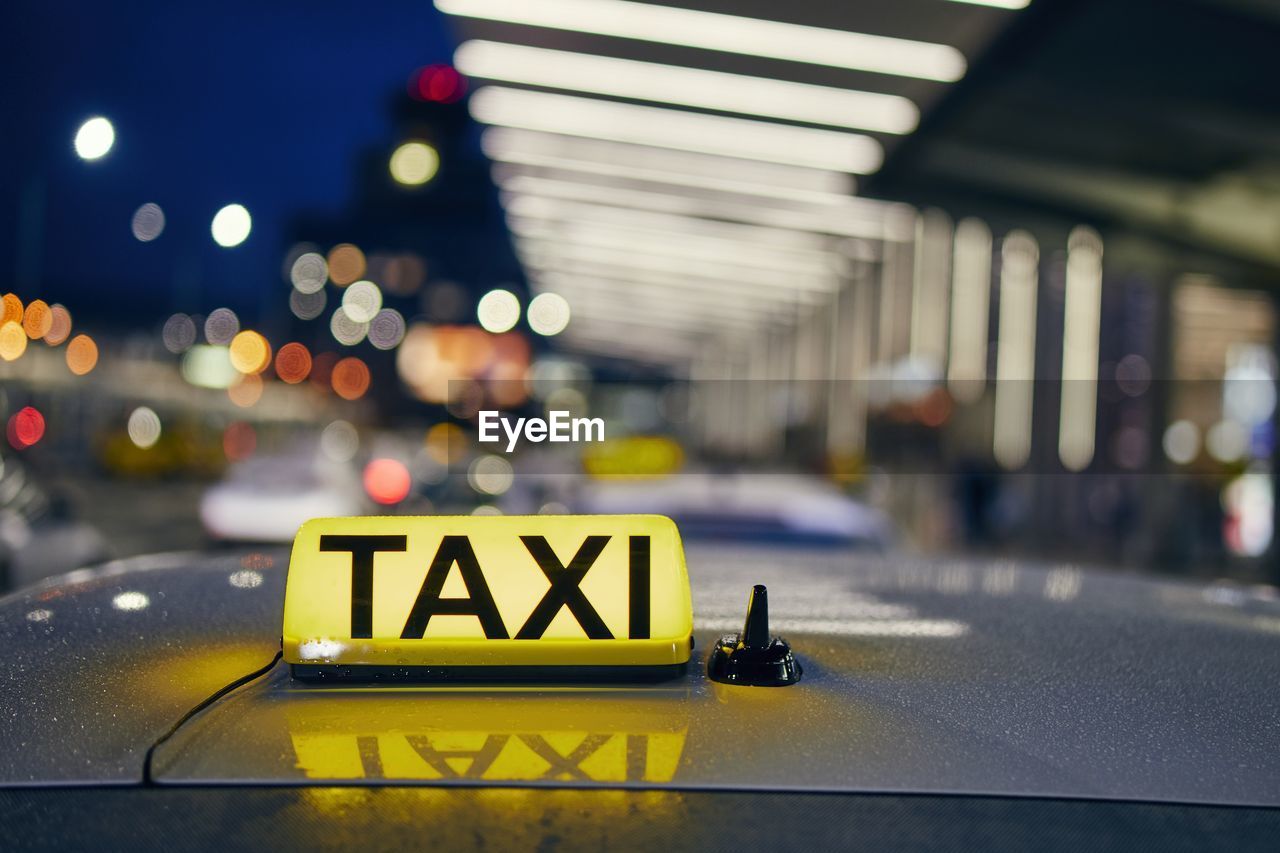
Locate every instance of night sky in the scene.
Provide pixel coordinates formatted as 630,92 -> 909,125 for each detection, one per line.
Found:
3,1 -> 458,327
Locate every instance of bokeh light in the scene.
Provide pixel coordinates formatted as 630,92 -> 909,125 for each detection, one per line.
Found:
127,407 -> 162,449
131,203 -> 165,242
468,454 -> 514,496
411,65 -> 466,103
331,357 -> 371,400
74,117 -> 115,160
327,244 -> 366,286
310,351 -> 338,390
180,345 -> 236,388
66,334 -> 98,375
375,253 -> 426,296
289,288 -> 327,320
290,252 -> 328,294
425,421 -> 467,465
1163,419 -> 1200,465
112,591 -> 149,611
320,420 -> 359,462
228,373 -> 264,407
204,308 -> 240,345
45,305 -> 72,346
368,308 -> 407,350
274,342 -> 312,384
477,288 -> 521,333
330,307 -> 369,346
389,141 -> 440,186
0,321 -> 28,361
364,458 -> 412,505
342,280 -> 383,323
228,330 -> 271,374
2,293 -> 23,326
211,204 -> 252,248
527,292 -> 571,336
162,313 -> 197,353
7,407 -> 45,449
223,421 -> 256,461
22,300 -> 52,340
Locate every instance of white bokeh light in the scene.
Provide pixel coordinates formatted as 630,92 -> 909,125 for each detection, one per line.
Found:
477,288 -> 521,333
527,292 -> 571,336
74,117 -> 115,160
211,204 -> 252,248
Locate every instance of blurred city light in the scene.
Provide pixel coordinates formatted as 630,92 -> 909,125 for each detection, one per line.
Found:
527,292 -> 570,336
126,407 -> 162,449
7,407 -> 45,449
289,288 -> 327,320
131,203 -> 165,242
111,591 -> 149,612
389,141 -> 440,186
330,307 -> 369,346
1058,226 -> 1104,472
368,308 -> 407,350
227,373 -> 263,407
364,458 -> 412,505
45,305 -> 72,346
456,40 -> 919,134
204,308 -> 240,345
992,231 -> 1039,470
467,453 -> 514,495
436,0 -> 967,81
211,204 -> 252,248
410,64 -> 466,102
22,300 -> 52,340
1163,419 -> 1200,465
326,244 -> 366,286
320,420 -> 359,462
341,280 -> 383,323
73,116 -> 115,160
289,252 -> 328,293
0,321 -> 27,361
476,288 -> 520,333
223,422 -> 256,461
228,330 -> 271,374
2,293 -> 23,325
180,345 -> 237,389
949,0 -> 1030,8
274,342 -> 312,384
162,313 -> 197,353
470,87 -> 884,173
331,357 -> 371,400
65,334 -> 98,375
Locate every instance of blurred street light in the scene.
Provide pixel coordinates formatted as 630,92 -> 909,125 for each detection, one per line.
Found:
211,204 -> 252,247
477,288 -> 520,333
389,141 -> 440,186
73,117 -> 115,160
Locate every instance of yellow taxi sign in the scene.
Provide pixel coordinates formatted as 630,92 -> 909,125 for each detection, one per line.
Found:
283,515 -> 692,678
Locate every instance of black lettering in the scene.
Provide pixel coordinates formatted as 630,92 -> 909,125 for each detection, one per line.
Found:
516,535 -> 612,639
405,734 -> 509,779
628,536 -> 650,639
319,534 -> 407,639
401,536 -> 509,639
519,733 -> 612,781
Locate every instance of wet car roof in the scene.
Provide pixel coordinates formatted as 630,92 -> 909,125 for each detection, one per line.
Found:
2,546 -> 1278,806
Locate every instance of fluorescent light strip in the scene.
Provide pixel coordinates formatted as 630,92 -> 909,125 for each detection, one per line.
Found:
531,263 -> 824,306
436,0 -> 966,82
947,217 -> 993,401
482,128 -> 855,196
515,237 -> 838,292
992,231 -> 1039,471
505,195 -> 837,253
501,176 -> 889,238
948,0 -> 1030,9
456,40 -> 919,135
471,87 -> 883,174
511,218 -> 838,277
564,298 -> 760,332
535,273 -> 793,317
1058,226 -> 1103,472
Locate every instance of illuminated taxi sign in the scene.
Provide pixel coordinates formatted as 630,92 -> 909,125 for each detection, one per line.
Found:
283,515 -> 692,677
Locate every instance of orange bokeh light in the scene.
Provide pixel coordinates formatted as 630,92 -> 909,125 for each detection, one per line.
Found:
44,305 -> 72,346
327,244 -> 366,286
23,300 -> 52,339
1,294 -> 23,326
66,334 -> 98,375
229,330 -> 271,375
228,373 -> 264,407
331,357 -> 371,400
223,421 -> 257,461
0,322 -> 27,361
274,342 -> 312,384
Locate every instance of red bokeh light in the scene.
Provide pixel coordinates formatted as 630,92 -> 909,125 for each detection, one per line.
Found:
7,406 -> 45,449
223,421 -> 257,461
410,65 -> 465,103
363,458 -> 412,505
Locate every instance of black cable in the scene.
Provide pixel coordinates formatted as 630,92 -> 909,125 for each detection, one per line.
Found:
141,648 -> 283,785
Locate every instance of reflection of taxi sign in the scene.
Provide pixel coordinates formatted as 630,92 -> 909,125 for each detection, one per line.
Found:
283,515 -> 692,679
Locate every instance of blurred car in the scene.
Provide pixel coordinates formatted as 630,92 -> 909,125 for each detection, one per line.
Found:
0,453 -> 108,591
6,544 -> 1277,850
574,472 -> 894,548
200,451 -> 366,542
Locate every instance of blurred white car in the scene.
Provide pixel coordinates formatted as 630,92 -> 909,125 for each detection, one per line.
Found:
200,452 -> 366,542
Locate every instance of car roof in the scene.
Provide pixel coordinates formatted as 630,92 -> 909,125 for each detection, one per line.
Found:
2,546 -> 1278,806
